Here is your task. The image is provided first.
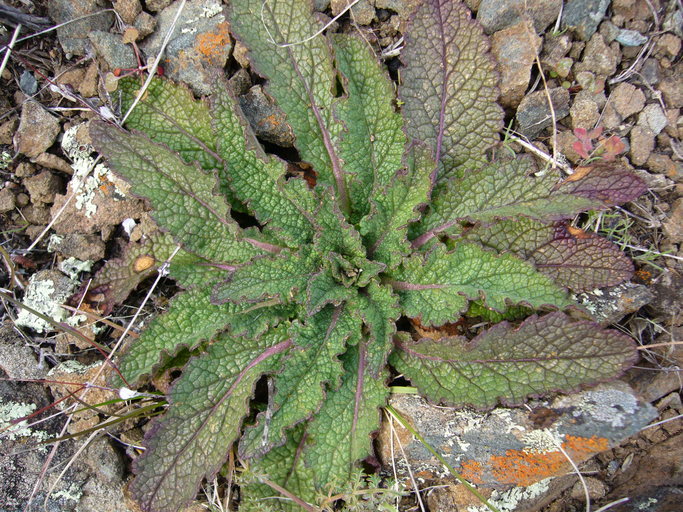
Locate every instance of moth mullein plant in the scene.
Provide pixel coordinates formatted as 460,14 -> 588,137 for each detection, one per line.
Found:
92,0 -> 646,510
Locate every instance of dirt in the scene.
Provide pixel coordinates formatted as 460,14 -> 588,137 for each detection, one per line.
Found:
0,1 -> 682,511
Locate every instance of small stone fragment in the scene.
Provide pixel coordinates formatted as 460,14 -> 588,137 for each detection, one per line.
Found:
562,0 -> 610,40
134,11 -> 157,38
0,118 -> 17,145
570,477 -> 608,500
239,85 -> 296,147
638,104 -> 668,136
49,233 -> 106,261
570,93 -> 600,130
0,187 -> 15,213
14,101 -> 61,159
573,282 -> 654,325
24,171 -> 62,205
47,0 -> 114,56
556,130 -> 583,163
146,0 -> 173,12
656,33 -> 682,58
658,77 -> 683,108
615,28 -> 648,46
88,31 -> 137,70
32,152 -> 74,175
610,82 -> 645,119
663,197 -> 683,243
516,87 -> 570,139
477,0 -> 562,34
332,0 -> 375,25
79,61 -> 99,97
575,33 -> 619,78
491,19 -> 542,109
630,125 -> 655,166
19,70 -> 38,95
113,0 -> 141,25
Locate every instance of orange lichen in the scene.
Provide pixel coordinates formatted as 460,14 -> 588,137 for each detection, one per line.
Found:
460,435 -> 609,487
196,22 -> 231,64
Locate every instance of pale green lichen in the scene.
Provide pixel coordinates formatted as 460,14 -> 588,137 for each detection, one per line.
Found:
467,477 -> 553,512
15,274 -> 74,333
58,257 -> 93,280
0,401 -> 52,442
52,482 -> 83,503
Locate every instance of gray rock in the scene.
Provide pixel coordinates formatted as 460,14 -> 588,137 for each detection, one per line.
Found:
24,171 -> 62,206
47,0 -> 114,56
14,101 -> 61,159
638,104 -> 668,136
478,0 -> 562,34
616,28 -> 649,46
19,70 -> 37,95
88,31 -> 137,70
141,0 -> 232,96
491,19 -> 541,108
134,11 -> 157,39
515,87 -> 570,139
640,58 -> 660,85
561,0 -> 610,40
239,85 -> 296,147
378,381 -> 657,489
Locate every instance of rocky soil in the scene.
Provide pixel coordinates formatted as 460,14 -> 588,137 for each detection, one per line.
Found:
0,1 -> 681,511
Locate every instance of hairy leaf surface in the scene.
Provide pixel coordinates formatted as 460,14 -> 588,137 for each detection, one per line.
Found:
464,219 -> 634,291
211,88 -> 316,244
391,312 -> 637,407
390,243 -> 570,327
400,0 -> 502,183
360,145 -> 433,269
333,34 -> 406,221
131,330 -> 293,512
91,123 -> 259,264
229,0 -> 347,206
240,306 -> 358,458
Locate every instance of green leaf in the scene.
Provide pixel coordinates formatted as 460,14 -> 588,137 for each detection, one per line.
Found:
360,144 -> 433,269
312,189 -> 366,260
239,425 -> 318,512
464,219 -> 634,292
229,0 -> 348,209
119,77 -> 221,172
118,286 -> 293,386
305,270 -> 353,315
413,157 -> 601,246
399,0 -> 502,183
332,34 -> 406,222
211,88 -> 316,245
304,343 -> 389,491
390,312 -> 637,408
90,123 -> 261,264
240,305 -> 358,459
389,242 -> 571,327
130,330 -> 293,512
211,248 -> 319,305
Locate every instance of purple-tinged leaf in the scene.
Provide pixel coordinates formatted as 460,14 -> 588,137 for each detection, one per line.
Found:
556,163 -> 648,206
390,312 -> 637,408
400,0 -> 502,183
130,330 -> 292,512
463,219 -> 634,292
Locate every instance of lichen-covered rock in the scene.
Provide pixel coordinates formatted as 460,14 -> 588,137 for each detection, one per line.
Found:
88,31 -> 137,70
14,270 -> 76,333
378,381 -> 657,488
238,85 -> 296,146
141,0 -> 231,96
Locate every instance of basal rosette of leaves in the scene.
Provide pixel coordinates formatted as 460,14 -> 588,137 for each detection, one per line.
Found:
91,1 -> 647,511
